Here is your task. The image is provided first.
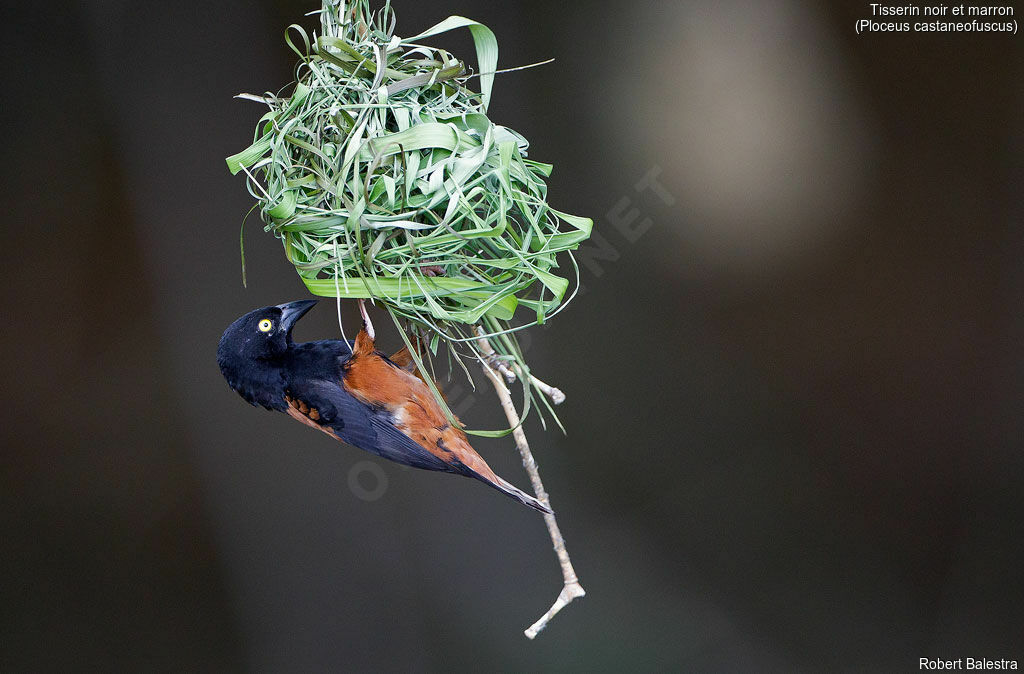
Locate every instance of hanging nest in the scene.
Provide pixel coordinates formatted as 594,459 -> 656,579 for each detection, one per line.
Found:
227,0 -> 591,428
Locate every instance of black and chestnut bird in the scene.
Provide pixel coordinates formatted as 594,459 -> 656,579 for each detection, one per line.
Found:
217,299 -> 551,513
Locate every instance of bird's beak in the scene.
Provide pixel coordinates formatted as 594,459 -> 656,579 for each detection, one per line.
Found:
277,299 -> 318,331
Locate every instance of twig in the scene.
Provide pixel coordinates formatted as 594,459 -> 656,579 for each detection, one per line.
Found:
481,346 -> 517,383
524,372 -> 565,405
475,329 -> 585,639
480,344 -> 567,405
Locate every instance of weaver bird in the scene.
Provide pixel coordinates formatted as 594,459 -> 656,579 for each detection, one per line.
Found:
217,299 -> 551,513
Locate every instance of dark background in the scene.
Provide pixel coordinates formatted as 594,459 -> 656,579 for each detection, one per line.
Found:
1,0 -> 1021,671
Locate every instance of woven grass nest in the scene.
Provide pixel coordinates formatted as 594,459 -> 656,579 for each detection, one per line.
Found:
227,0 -> 591,426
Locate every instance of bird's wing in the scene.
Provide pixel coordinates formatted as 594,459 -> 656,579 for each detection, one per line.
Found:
283,379 -> 452,472
340,353 -> 553,513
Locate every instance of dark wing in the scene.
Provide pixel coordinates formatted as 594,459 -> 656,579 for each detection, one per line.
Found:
365,414 -> 454,472
286,379 -> 452,472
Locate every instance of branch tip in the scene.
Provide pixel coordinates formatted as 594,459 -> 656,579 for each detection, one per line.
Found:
474,328 -> 584,639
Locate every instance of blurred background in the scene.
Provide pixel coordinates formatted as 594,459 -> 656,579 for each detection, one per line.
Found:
1,0 -> 1020,670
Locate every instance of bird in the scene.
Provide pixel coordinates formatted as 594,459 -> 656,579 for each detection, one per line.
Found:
217,299 -> 552,514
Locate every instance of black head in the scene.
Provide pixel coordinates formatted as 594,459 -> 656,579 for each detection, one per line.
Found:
217,300 -> 317,408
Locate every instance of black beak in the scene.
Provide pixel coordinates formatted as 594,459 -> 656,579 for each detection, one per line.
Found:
277,299 -> 318,331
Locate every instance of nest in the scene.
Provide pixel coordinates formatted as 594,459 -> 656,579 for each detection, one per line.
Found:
228,0 -> 590,330
227,0 -> 591,428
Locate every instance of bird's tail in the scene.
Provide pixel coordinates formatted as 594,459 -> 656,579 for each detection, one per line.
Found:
442,433 -> 553,514
471,471 -> 553,515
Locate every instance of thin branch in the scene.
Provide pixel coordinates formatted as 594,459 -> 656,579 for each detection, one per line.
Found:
524,372 -> 565,406
480,344 -> 517,383
475,328 -> 585,639
480,345 -> 566,405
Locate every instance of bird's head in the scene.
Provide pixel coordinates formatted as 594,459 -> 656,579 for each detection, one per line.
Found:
217,299 -> 317,407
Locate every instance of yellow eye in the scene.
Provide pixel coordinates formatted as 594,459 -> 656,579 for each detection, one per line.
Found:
258,319 -> 273,333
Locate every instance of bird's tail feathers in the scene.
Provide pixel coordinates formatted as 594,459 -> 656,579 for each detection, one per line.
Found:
444,437 -> 553,514
474,472 -> 553,514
